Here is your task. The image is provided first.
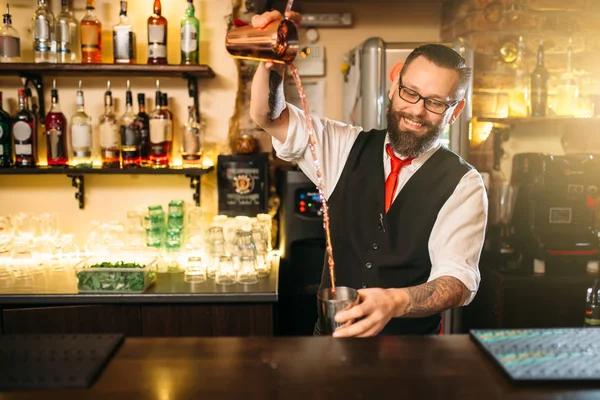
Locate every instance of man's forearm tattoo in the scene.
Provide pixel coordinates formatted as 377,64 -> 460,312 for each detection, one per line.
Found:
268,70 -> 285,121
403,276 -> 469,318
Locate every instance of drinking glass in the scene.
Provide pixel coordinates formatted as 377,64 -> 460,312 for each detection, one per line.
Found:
256,213 -> 272,250
237,255 -> 258,285
0,216 -> 12,254
184,256 -> 206,284
215,255 -> 236,286
185,206 -> 205,251
39,212 -> 60,240
207,251 -> 222,279
12,212 -> 37,242
255,251 -> 271,278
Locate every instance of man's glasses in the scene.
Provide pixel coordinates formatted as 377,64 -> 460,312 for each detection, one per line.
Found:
398,84 -> 459,115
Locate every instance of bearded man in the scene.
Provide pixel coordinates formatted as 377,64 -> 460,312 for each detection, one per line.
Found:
250,10 -> 488,337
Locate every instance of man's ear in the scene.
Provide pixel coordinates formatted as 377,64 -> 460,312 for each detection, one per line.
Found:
388,61 -> 403,101
448,99 -> 466,124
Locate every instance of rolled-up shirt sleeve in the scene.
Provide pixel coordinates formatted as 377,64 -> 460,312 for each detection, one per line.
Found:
427,169 -> 488,306
272,102 -> 362,199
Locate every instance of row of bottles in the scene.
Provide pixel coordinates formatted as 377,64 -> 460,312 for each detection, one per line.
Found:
0,80 -> 203,169
0,0 -> 200,65
509,37 -> 593,118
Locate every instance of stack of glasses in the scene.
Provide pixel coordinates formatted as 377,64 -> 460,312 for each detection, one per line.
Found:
184,214 -> 273,285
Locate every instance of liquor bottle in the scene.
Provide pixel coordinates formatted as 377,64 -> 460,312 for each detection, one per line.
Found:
12,89 -> 37,167
556,37 -> 578,116
55,0 -> 79,63
32,0 -> 55,63
147,0 -> 167,65
0,4 -> 21,62
70,80 -> 93,167
44,80 -> 68,167
149,80 -> 170,167
99,81 -> 120,167
0,91 -> 12,167
182,105 -> 202,167
137,93 -> 150,166
80,0 -> 101,64
120,80 -> 141,167
113,0 -> 135,64
161,92 -> 173,160
509,35 -> 528,117
530,42 -> 548,117
180,0 -> 199,65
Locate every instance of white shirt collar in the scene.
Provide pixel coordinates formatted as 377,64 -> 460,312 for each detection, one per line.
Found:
383,133 -> 441,168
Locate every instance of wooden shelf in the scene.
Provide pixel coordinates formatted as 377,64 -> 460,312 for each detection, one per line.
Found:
0,166 -> 214,209
0,63 -> 216,79
0,166 -> 214,175
475,116 -> 600,125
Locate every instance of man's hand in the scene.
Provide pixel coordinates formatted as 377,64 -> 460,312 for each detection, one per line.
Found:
251,9 -> 302,74
332,288 -> 400,338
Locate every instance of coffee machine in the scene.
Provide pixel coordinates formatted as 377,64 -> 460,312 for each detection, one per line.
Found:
509,153 -> 600,274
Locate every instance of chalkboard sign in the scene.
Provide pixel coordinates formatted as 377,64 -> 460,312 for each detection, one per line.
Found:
217,153 -> 269,217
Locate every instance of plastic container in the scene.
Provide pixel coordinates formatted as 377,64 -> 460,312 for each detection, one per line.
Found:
74,255 -> 158,293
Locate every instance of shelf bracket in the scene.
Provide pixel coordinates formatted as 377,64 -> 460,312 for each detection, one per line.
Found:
67,175 -> 85,209
186,174 -> 201,206
185,74 -> 200,121
21,75 -> 45,122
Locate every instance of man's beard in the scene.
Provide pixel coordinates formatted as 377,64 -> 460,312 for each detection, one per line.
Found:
386,108 -> 445,158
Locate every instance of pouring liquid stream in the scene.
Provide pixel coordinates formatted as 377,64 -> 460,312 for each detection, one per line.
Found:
288,64 -> 336,294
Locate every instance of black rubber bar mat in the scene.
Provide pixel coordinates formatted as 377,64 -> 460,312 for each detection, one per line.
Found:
470,328 -> 600,382
0,333 -> 124,389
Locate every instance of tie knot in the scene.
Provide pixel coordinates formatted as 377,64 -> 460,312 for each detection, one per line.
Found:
386,144 -> 413,172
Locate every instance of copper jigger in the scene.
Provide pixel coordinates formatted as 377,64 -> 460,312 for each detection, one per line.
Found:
225,19 -> 299,64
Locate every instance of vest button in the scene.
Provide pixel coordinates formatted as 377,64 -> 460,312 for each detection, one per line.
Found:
361,282 -> 368,288
365,262 -> 372,269
372,243 -> 379,250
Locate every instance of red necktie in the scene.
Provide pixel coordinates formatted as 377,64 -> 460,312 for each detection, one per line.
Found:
384,144 -> 413,213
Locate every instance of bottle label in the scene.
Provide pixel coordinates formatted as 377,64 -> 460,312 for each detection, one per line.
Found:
15,144 -> 32,155
149,119 -> 169,143
181,25 -> 198,53
47,128 -> 64,160
13,121 -> 32,142
34,18 -> 50,41
113,30 -> 135,60
56,22 -> 71,46
0,124 -> 4,140
148,43 -> 166,58
100,122 -> 120,148
121,125 -> 140,147
148,25 -> 166,44
183,127 -> 201,155
81,24 -> 100,49
71,123 -> 92,149
0,36 -> 21,58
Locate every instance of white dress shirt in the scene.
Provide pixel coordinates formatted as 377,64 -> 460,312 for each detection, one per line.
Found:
272,103 -> 488,305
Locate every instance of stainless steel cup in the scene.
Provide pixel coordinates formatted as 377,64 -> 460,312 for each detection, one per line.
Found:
317,286 -> 359,335
225,19 -> 299,64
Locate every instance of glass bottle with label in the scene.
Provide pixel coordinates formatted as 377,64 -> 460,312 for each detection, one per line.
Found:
44,80 -> 68,167
147,0 -> 167,65
161,92 -> 173,160
70,80 -> 92,168
137,93 -> 150,166
55,0 -> 79,63
530,42 -> 548,117
12,89 -> 36,167
99,81 -> 120,167
182,105 -> 202,167
80,0 -> 101,64
180,0 -> 199,65
120,80 -> 141,167
0,4 -> 21,62
0,92 -> 12,167
149,80 -> 171,167
32,0 -> 55,63
113,0 -> 135,64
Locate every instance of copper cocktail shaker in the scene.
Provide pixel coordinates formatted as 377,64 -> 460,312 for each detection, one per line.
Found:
225,19 -> 299,64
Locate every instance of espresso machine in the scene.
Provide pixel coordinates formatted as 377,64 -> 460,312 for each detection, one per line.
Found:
509,153 -> 600,274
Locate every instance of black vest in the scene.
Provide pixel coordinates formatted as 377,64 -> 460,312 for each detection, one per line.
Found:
321,129 -> 473,335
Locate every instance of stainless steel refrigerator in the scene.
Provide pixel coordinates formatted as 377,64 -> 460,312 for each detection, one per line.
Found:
342,37 -> 474,333
342,37 -> 473,159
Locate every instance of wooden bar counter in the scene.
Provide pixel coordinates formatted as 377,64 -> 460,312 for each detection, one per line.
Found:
1,335 -> 599,399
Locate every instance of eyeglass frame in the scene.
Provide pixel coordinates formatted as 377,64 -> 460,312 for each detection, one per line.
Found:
397,83 -> 460,115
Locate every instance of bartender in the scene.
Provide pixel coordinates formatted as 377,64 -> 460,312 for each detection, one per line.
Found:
250,10 -> 487,337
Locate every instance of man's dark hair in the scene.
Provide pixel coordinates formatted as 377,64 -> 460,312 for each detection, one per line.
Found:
401,44 -> 472,99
